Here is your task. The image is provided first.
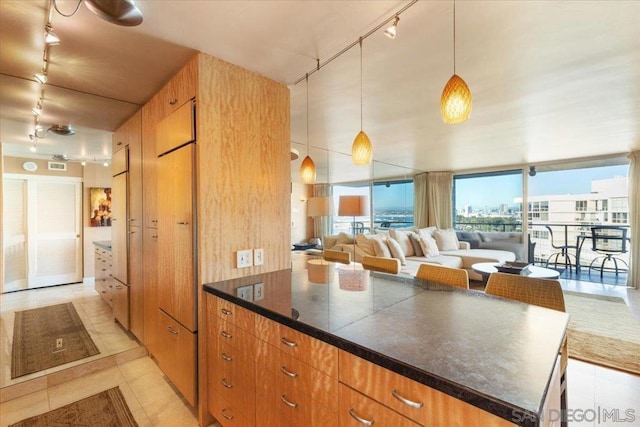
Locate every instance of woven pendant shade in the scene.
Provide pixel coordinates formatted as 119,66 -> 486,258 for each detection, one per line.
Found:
440,74 -> 472,124
300,155 -> 317,184
352,130 -> 373,165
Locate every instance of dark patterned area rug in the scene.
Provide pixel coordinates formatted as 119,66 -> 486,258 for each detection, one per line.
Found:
11,302 -> 100,378
9,387 -> 138,427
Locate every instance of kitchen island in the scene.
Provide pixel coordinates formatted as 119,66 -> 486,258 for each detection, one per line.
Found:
201,259 -> 568,427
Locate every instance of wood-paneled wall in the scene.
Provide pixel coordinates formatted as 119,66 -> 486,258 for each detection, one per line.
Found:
196,54 -> 291,283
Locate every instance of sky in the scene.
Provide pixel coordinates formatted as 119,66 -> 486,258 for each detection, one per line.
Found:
455,165 -> 629,209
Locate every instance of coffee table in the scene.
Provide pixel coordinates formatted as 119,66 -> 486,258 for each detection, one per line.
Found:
472,262 -> 560,284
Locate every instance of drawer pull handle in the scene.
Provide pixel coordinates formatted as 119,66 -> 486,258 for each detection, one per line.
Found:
280,337 -> 297,347
280,366 -> 298,378
152,235 -> 158,239
220,330 -> 232,339
152,219 -> 158,223
167,326 -> 178,335
221,378 -> 233,389
280,394 -> 298,408
220,308 -> 232,316
349,408 -> 374,426
177,221 -> 189,225
391,389 -> 424,409
169,98 -> 177,105
221,352 -> 233,362
221,408 -> 233,420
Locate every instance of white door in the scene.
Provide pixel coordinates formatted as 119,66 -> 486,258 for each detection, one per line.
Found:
2,175 -> 82,292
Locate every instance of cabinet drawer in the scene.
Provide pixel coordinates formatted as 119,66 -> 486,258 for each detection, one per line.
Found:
256,395 -> 294,427
256,339 -> 338,412
339,384 -> 420,427
255,314 -> 337,378
156,99 -> 195,156
210,393 -> 253,427
213,297 -> 255,332
339,351 -> 514,427
210,316 -> 256,358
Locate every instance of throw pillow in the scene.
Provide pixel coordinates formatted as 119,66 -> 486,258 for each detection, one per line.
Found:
417,234 -> 440,257
337,232 -> 354,245
386,238 -> 406,265
416,226 -> 437,238
355,234 -> 386,256
323,235 -> 338,250
408,232 -> 424,257
390,229 -> 414,257
433,229 -> 459,251
373,239 -> 392,258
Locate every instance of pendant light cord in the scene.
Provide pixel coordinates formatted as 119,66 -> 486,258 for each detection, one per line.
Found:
359,37 -> 363,131
53,0 -> 83,17
306,73 -> 310,155
453,0 -> 457,74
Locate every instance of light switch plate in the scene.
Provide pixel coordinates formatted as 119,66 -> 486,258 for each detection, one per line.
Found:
237,250 -> 253,268
254,282 -> 264,301
254,248 -> 264,266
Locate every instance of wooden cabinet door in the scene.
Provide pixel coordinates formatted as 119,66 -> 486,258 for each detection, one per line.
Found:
158,309 -> 196,406
111,146 -> 128,176
112,279 -> 130,329
128,225 -> 143,340
156,100 -> 195,156
128,111 -> 143,228
157,143 -> 196,331
111,172 -> 128,285
143,228 -> 159,356
142,103 -> 159,229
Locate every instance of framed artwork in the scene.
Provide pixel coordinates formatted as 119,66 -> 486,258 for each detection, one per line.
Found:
90,187 -> 112,227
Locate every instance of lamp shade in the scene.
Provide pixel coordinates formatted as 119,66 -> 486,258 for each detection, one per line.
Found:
352,131 -> 373,165
440,74 -> 472,124
307,196 -> 334,217
338,195 -> 369,217
300,155 -> 317,183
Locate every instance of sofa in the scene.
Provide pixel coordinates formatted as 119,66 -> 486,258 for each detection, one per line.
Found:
323,228 -> 516,281
455,231 -> 534,262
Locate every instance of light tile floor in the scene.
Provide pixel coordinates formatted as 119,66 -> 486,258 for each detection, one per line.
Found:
2,279 -> 639,426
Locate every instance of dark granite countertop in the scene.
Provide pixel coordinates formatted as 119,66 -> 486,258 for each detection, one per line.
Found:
93,240 -> 112,251
203,257 -> 569,426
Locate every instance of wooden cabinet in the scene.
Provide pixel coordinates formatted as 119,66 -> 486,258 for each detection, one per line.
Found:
156,100 -> 195,156
157,141 -> 196,331
207,295 -> 256,426
338,384 -> 420,427
339,351 -> 515,427
111,146 -> 128,176
158,309 -> 197,406
94,247 -> 112,307
128,225 -> 143,339
127,111 -> 142,228
143,229 -> 159,356
112,280 -> 130,329
111,172 -> 128,286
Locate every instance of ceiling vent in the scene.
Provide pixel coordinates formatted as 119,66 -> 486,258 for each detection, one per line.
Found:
52,154 -> 69,162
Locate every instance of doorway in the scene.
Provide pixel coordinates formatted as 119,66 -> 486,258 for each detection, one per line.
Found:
3,174 -> 82,293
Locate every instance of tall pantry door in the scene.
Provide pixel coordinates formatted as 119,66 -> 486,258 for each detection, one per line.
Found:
2,175 -> 82,292
157,143 -> 196,331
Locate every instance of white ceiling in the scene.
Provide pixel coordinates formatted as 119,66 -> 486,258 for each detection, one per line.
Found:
1,0 -> 638,182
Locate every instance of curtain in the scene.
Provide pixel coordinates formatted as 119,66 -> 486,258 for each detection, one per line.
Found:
427,172 -> 454,229
313,184 -> 333,240
627,152 -> 639,289
413,173 -> 428,228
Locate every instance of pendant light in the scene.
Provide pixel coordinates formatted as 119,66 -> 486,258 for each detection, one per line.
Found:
352,38 -> 373,165
440,0 -> 472,124
300,74 -> 317,184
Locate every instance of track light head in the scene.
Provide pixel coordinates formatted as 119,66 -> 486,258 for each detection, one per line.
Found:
34,71 -> 48,84
384,16 -> 399,39
529,166 -> 537,177
84,0 -> 143,26
44,23 -> 60,45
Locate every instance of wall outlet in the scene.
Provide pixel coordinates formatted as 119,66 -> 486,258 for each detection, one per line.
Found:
254,248 -> 264,266
236,285 -> 254,301
254,282 -> 264,301
236,249 -> 253,268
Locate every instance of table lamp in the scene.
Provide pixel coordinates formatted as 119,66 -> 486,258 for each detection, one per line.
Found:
307,196 -> 334,248
338,195 -> 369,262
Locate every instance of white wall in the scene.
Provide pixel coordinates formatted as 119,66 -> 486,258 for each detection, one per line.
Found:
291,182 -> 313,245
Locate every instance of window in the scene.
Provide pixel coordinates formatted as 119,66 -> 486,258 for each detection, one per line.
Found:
372,180 -> 414,229
575,201 -> 587,211
596,199 -> 608,211
612,212 -> 628,224
453,170 -> 523,232
611,197 -> 628,212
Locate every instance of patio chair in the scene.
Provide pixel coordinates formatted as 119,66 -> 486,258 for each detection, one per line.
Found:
361,256 -> 400,274
588,226 -> 629,277
485,272 -> 568,425
415,264 -> 469,289
544,225 -> 577,273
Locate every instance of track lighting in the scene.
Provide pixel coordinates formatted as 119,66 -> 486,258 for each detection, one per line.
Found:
384,16 -> 399,39
30,144 -> 37,152
32,102 -> 42,116
44,23 -> 60,45
83,0 -> 143,26
34,70 -> 48,84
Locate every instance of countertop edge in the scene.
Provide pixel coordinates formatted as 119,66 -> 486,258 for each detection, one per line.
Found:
203,283 -> 542,426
